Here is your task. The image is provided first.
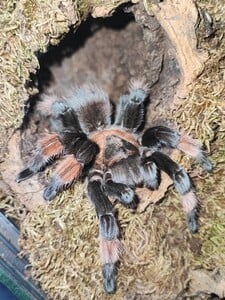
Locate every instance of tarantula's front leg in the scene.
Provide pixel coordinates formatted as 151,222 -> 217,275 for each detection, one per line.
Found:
114,78 -> 149,131
103,171 -> 138,209
16,133 -> 64,182
142,126 -> 212,171
43,155 -> 82,201
149,151 -> 198,232
43,105 -> 99,200
52,104 -> 100,164
43,137 -> 99,201
87,170 -> 121,294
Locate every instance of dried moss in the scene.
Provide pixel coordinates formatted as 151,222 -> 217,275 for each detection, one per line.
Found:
0,0 -> 79,160
168,0 -> 225,275
0,191 -> 28,226
20,183 -> 194,299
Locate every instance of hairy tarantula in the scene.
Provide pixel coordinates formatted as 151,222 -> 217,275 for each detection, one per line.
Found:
17,79 -> 212,294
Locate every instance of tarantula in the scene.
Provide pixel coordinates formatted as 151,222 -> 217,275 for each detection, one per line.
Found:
17,79 -> 212,293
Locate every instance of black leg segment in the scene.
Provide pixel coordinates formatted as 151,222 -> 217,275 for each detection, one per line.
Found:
52,105 -> 99,165
142,126 -> 180,150
149,151 -> 198,232
149,151 -> 192,195
140,155 -> 160,190
114,80 -> 149,131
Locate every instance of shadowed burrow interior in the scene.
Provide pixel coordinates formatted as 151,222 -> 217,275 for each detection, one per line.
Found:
20,2 -> 181,165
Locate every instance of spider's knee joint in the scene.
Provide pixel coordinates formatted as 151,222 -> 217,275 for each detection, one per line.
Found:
88,169 -> 104,182
173,168 -> 192,195
99,214 -> 119,240
141,160 -> 160,190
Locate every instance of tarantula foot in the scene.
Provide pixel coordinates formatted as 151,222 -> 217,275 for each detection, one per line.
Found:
120,186 -> 134,203
119,190 -> 139,209
104,181 -> 138,209
16,168 -> 34,183
102,263 -> 116,294
197,153 -> 213,172
186,208 -> 199,233
105,182 -> 134,203
129,89 -> 147,104
128,196 -> 139,210
43,177 -> 60,201
117,186 -> 138,209
43,187 -> 57,201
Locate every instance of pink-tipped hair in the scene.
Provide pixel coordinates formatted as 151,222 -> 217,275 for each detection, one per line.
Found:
99,238 -> 121,265
37,94 -> 58,116
177,134 -> 202,158
128,77 -> 150,94
180,190 -> 198,214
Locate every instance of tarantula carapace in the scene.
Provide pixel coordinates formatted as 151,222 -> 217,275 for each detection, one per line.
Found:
17,79 -> 212,293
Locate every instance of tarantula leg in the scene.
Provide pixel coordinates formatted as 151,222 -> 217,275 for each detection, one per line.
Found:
142,126 -> 212,172
150,151 -> 198,233
43,155 -> 82,201
140,153 -> 161,190
104,171 -> 138,209
177,133 -> 212,172
114,78 -> 149,131
52,104 -> 99,164
141,126 -> 180,150
87,171 -> 121,294
16,133 -> 64,182
51,102 -> 83,134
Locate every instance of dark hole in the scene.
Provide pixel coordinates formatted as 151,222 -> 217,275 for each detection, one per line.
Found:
23,7 -> 135,128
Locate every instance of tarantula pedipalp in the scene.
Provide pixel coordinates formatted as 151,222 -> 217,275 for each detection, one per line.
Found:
17,79 -> 212,294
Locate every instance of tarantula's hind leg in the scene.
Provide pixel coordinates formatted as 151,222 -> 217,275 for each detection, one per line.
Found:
150,151 -> 198,233
43,155 -> 82,201
104,171 -> 138,209
87,170 -> 121,294
142,126 -> 212,172
16,133 -> 64,183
